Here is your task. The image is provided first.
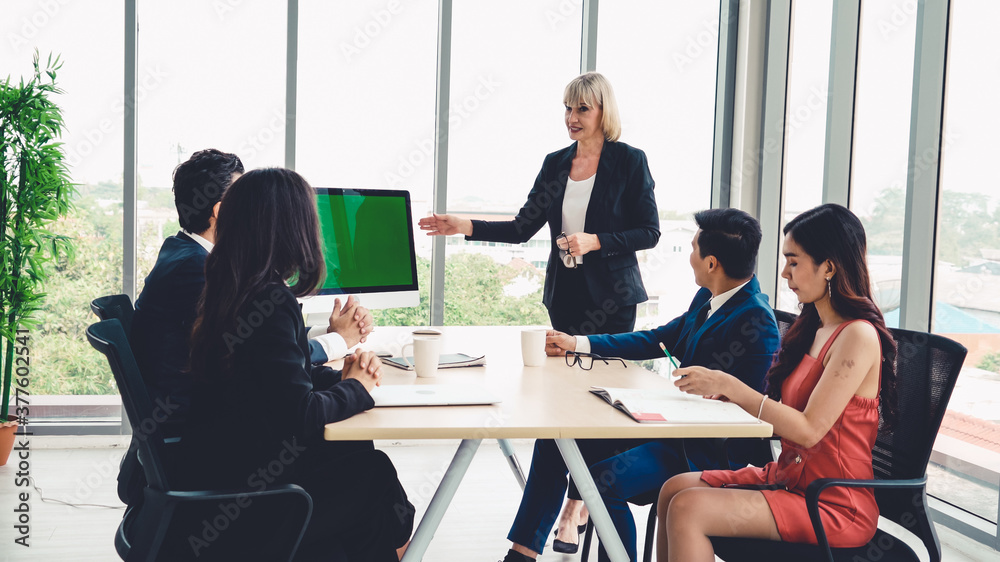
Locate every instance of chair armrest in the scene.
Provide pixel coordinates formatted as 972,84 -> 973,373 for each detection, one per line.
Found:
804,476 -> 927,562
133,484 -> 313,562
161,482 -> 313,504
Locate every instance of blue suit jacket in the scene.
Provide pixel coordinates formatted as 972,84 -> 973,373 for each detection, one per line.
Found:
132,233 -> 329,421
468,141 -> 659,309
589,275 -> 780,468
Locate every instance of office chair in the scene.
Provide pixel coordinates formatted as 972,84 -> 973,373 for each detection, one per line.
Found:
91,294 -> 148,510
709,327 -> 968,562
88,318 -> 313,561
91,294 -> 136,338
579,490 -> 658,562
773,309 -> 797,337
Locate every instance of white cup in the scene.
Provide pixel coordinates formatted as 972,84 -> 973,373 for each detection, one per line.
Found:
521,328 -> 547,367
401,331 -> 443,377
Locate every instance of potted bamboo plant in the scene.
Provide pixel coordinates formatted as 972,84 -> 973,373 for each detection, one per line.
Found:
0,52 -> 75,465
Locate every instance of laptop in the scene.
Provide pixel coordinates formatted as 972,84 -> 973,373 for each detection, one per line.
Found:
370,384 -> 502,407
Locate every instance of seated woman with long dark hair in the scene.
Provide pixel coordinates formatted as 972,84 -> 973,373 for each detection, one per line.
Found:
656,203 -> 897,561
182,167 -> 413,561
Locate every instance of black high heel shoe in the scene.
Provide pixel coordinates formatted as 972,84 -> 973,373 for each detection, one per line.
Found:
551,522 -> 588,554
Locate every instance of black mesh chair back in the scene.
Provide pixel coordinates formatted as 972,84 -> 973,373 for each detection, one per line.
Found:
710,327 -> 967,562
87,319 -> 313,561
91,294 -> 135,340
773,309 -> 797,338
872,328 -> 967,555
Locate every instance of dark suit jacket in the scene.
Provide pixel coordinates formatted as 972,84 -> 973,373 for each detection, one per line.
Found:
468,141 -> 659,309
132,232 -> 329,421
180,283 -> 373,489
589,276 -> 781,468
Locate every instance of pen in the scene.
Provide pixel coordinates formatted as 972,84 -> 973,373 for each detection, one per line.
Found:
658,342 -> 680,370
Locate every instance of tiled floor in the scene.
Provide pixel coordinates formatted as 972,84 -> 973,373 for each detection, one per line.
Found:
0,438 -> 996,561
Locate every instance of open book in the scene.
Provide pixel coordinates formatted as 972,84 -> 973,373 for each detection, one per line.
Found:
590,386 -> 762,424
383,353 -> 486,371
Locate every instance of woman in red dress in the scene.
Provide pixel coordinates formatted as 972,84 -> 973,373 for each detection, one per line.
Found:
655,203 -> 898,561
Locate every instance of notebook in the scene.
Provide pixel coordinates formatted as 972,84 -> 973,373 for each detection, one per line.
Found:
370,384 -> 501,407
589,386 -> 762,424
382,353 -> 486,371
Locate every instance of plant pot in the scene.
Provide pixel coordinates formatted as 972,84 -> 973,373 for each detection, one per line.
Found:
0,415 -> 18,466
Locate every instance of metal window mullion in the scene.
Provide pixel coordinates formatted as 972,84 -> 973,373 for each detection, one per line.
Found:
756,0 -> 791,305
580,0 -> 599,73
124,0 -> 137,302
122,0 -> 138,437
821,0 -> 861,207
429,0 -> 453,327
730,0 -> 767,213
711,0 -> 741,209
899,0 -> 950,332
285,0 -> 298,169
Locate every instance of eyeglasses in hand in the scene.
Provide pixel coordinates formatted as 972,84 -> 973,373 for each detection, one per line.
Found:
556,232 -> 578,269
565,351 -> 628,371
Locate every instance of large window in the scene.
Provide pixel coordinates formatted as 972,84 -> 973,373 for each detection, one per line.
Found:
850,1 -> 918,328
775,1 -> 833,313
2,2 -> 124,417
135,0 -> 287,291
598,1 -> 719,329
441,1 -> 580,327
928,0 -> 1000,533
297,0 -> 438,326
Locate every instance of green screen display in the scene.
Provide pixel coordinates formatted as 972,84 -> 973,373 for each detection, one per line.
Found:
315,189 -> 417,293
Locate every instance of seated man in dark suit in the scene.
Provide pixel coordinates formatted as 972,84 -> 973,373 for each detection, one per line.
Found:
132,149 -> 373,429
121,149 -> 372,512
501,208 -> 781,562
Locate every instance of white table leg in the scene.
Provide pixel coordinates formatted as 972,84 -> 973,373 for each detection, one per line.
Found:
497,438 -> 526,490
401,438 -> 483,562
555,438 -> 630,562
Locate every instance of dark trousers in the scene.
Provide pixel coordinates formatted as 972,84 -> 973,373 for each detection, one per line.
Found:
507,439 -> 688,562
547,266 -> 636,336
294,444 -> 414,562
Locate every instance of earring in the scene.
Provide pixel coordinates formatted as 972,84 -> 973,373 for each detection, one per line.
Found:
826,277 -> 832,299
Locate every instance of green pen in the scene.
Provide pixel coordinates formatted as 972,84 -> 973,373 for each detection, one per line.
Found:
658,342 -> 680,370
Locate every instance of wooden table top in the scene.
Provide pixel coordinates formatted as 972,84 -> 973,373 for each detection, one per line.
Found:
324,326 -> 773,441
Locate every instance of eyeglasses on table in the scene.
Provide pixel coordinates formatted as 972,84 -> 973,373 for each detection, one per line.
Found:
565,351 -> 628,371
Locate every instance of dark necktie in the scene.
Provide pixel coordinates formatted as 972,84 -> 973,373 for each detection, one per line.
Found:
694,301 -> 711,330
685,302 -> 711,347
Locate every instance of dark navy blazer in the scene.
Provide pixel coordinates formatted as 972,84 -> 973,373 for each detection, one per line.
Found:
589,275 -> 781,468
132,232 -> 329,420
180,283 -> 372,489
468,141 -> 659,309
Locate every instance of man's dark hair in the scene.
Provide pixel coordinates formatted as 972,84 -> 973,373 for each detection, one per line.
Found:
693,208 -> 762,279
172,149 -> 244,233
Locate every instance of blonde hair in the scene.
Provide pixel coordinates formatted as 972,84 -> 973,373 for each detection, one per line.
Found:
563,72 -> 622,142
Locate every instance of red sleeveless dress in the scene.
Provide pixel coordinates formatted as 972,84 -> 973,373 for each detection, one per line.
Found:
700,320 -> 881,547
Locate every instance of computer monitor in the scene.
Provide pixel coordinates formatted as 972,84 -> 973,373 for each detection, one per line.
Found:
299,188 -> 420,322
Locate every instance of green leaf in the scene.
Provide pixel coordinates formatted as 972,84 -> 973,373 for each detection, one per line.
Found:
0,51 -> 75,415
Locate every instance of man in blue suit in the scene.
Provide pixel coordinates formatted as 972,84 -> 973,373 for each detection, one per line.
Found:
501,208 -> 780,562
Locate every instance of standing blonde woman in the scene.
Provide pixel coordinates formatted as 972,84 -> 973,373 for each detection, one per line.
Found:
423,73 -> 659,562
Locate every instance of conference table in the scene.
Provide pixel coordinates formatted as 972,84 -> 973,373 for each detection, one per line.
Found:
324,326 -> 772,562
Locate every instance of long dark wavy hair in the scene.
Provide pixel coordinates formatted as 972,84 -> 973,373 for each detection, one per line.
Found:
189,168 -> 325,378
766,204 -> 898,426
